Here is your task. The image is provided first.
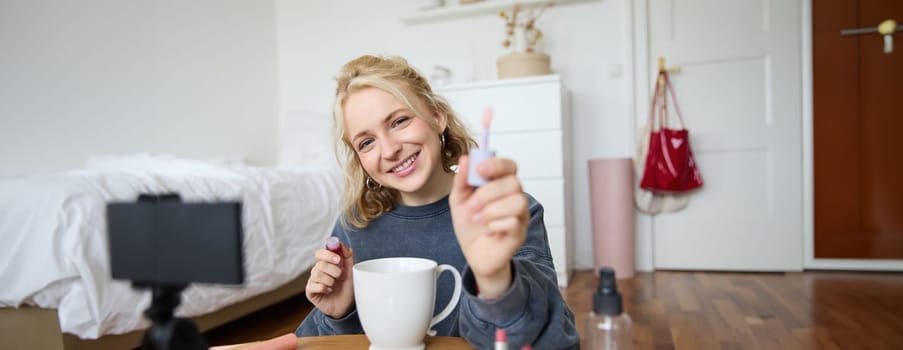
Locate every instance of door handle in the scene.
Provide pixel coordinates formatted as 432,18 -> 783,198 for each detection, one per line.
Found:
840,19 -> 900,36
840,19 -> 899,54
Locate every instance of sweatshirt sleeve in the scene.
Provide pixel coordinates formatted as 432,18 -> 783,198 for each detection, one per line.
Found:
294,221 -> 365,337
294,308 -> 364,336
457,196 -> 580,349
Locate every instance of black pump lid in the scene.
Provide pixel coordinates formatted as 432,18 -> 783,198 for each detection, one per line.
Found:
592,267 -> 623,316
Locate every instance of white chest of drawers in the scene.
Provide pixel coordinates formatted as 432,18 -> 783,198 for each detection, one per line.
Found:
439,75 -> 573,287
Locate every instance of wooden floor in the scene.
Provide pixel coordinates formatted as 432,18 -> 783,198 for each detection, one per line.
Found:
204,270 -> 903,349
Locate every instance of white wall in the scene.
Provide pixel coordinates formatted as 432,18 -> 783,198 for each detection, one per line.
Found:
0,0 -> 280,176
276,0 -> 630,270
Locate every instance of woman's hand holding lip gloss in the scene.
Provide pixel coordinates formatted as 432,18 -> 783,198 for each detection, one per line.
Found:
451,107 -> 529,300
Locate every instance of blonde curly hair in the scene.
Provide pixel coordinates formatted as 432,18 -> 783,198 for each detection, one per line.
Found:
333,55 -> 476,229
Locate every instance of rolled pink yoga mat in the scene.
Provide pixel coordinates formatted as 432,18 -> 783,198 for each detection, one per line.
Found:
588,158 -> 635,279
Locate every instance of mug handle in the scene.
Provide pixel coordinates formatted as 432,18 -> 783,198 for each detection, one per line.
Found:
427,264 -> 462,336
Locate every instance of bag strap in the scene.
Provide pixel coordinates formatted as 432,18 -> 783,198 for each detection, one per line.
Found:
647,71 -> 665,131
647,70 -> 687,131
662,71 -> 687,130
654,71 -> 681,177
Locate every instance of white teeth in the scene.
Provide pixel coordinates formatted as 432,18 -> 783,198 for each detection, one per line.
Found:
392,154 -> 417,173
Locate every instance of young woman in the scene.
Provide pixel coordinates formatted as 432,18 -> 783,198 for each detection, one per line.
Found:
295,55 -> 579,349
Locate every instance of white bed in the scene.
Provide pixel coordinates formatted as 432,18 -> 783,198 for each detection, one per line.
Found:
0,154 -> 341,346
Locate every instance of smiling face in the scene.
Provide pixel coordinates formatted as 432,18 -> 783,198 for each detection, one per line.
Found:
343,86 -> 451,206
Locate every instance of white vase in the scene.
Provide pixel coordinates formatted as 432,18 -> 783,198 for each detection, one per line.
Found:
512,25 -> 528,53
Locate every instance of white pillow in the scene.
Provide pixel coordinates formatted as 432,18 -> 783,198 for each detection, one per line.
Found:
83,153 -> 238,174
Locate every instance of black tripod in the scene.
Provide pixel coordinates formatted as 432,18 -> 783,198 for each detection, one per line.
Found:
106,194 -> 244,350
138,285 -> 208,350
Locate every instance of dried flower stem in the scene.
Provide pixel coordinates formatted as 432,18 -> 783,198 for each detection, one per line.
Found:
499,1 -> 554,53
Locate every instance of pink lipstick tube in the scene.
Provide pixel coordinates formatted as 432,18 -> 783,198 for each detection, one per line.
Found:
325,236 -> 343,260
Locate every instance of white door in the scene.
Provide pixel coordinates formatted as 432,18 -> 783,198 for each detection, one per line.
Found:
643,0 -> 803,270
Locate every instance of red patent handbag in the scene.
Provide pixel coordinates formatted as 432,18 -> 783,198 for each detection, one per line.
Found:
639,71 -> 703,192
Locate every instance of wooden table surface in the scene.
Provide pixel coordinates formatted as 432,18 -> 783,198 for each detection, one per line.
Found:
215,334 -> 474,350
297,335 -> 474,349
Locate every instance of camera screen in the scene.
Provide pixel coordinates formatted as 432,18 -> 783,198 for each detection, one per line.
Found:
107,197 -> 244,286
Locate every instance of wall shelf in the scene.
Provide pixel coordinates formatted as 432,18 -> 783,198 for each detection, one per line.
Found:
401,0 -> 598,25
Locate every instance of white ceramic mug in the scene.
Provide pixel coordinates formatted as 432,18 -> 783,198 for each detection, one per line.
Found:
353,257 -> 462,350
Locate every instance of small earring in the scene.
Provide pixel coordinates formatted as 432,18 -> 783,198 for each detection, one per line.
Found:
440,132 -> 446,149
365,177 -> 382,192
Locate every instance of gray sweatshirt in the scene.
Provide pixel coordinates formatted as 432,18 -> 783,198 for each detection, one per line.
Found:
294,193 -> 580,349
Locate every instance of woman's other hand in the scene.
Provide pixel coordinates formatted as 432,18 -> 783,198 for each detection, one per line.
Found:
304,244 -> 355,318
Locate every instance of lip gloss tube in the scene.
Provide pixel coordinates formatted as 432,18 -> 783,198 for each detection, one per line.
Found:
325,236 -> 343,260
468,108 -> 494,187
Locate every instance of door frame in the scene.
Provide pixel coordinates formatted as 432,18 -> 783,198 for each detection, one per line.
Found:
802,0 -> 903,270
629,0 -> 903,271
628,0 -> 654,272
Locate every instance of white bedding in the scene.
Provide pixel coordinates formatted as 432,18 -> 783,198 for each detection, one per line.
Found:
0,155 -> 342,339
